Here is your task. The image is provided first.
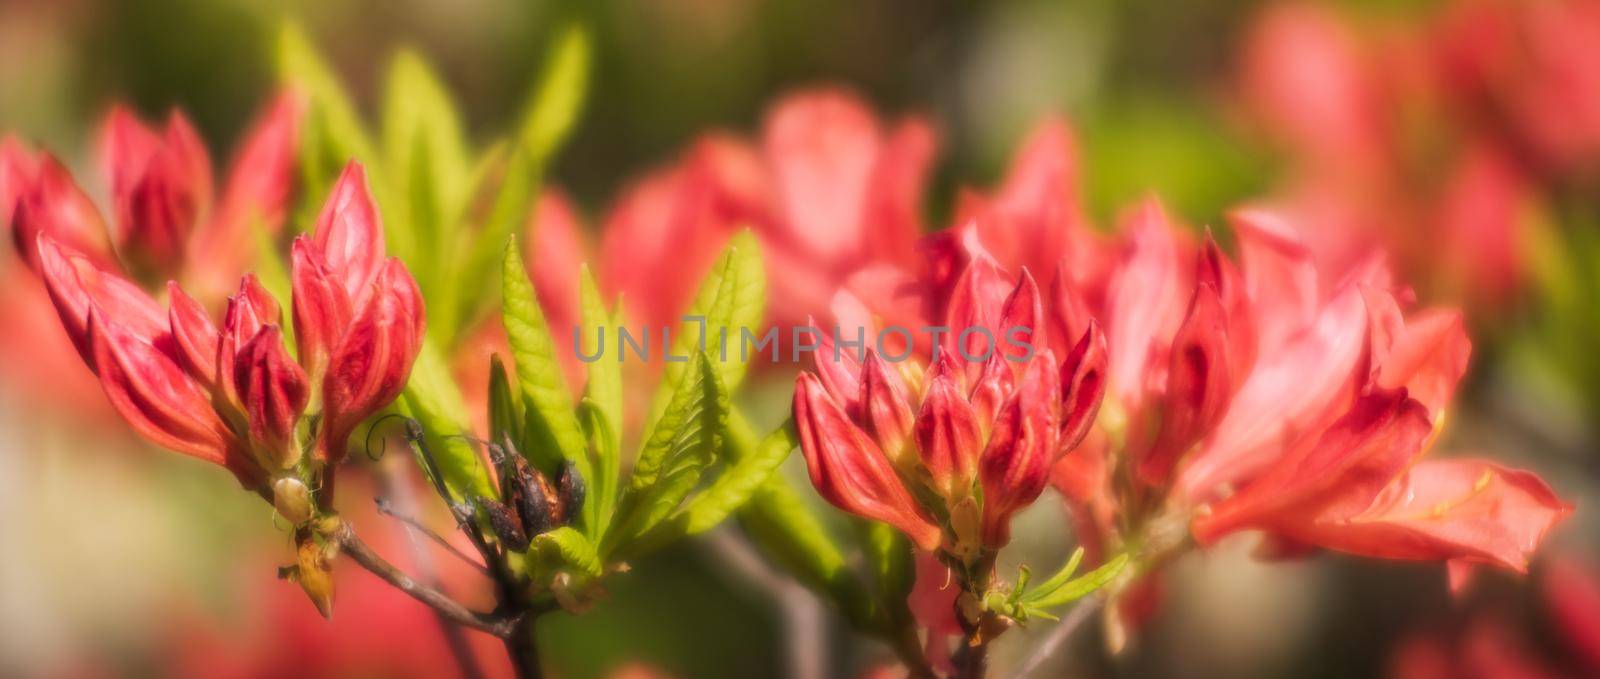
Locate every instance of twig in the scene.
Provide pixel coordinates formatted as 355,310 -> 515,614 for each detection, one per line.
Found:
376,459 -> 490,679
332,521 -> 520,638
376,496 -> 491,575
1011,596 -> 1106,679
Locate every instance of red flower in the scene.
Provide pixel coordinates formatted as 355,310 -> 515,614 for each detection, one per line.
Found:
289,162 -> 426,463
793,263 -> 1103,553
32,160 -> 423,496
99,106 -> 213,280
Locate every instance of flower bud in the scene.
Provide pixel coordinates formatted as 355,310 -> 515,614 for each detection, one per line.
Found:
914,369 -> 983,502
188,91 -> 304,302
794,373 -> 942,551
273,475 -> 313,525
997,268 -> 1044,361
289,237 -> 352,387
167,281 -> 219,386
942,252 -> 1010,362
1197,230 -> 1256,382
100,107 -> 212,281
1138,283 -> 1232,487
12,155 -> 113,272
87,307 -> 257,485
811,316 -> 863,418
310,161 -> 385,304
860,351 -> 915,466
979,350 -> 1061,548
216,275 -> 282,414
1059,320 -> 1107,453
318,259 -> 424,463
293,532 -> 336,619
35,235 -> 168,364
235,325 -> 310,472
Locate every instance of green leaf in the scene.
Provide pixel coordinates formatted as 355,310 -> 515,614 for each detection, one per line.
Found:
627,418 -> 795,556
444,146 -> 538,343
861,520 -> 915,631
577,267 -> 622,447
276,23 -> 404,260
1021,553 -> 1129,611
487,354 -> 523,448
738,480 -> 875,629
646,231 -> 766,431
578,400 -> 619,543
532,526 -> 603,578
398,340 -> 496,499
519,23 -> 590,161
1022,547 -> 1085,603
675,418 -> 794,536
382,50 -> 471,299
607,354 -> 727,556
500,239 -> 589,486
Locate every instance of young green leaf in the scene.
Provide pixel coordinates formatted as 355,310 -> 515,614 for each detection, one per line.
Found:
861,520 -> 915,630
500,238 -> 589,487
1022,547 -> 1086,603
673,418 -> 794,536
533,526 -> 603,579
1021,553 -> 1129,611
739,480 -> 876,630
444,146 -> 538,342
578,400 -> 619,543
607,354 -> 726,556
487,354 -> 524,448
382,50 -> 471,302
577,266 -> 622,449
625,417 -> 795,557
519,23 -> 590,162
645,231 -> 765,431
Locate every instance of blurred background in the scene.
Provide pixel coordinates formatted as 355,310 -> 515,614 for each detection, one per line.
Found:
2,0 -> 1598,677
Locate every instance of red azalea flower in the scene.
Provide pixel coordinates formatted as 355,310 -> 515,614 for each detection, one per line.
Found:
33,162 -> 424,496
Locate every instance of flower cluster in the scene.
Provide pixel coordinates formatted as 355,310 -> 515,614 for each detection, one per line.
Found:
1044,203 -> 1570,586
30,161 -> 423,518
794,267 -> 1104,555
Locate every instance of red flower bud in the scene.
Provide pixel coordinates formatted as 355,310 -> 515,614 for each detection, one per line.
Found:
998,268 -> 1044,360
1196,230 -> 1257,382
860,351 -> 915,466
310,161 -> 385,305
87,308 -> 255,485
1058,320 -> 1107,452
100,107 -> 212,280
811,317 -> 864,417
187,91 -> 304,302
34,235 -> 167,365
216,275 -> 282,414
1138,282 -> 1233,487
318,259 -> 424,462
290,236 -> 353,386
794,373 -> 942,551
167,281 -> 220,387
979,350 -> 1061,548
969,353 -> 1015,432
11,155 -> 113,272
234,325 -> 309,472
942,251 -> 1010,362
915,368 -> 983,501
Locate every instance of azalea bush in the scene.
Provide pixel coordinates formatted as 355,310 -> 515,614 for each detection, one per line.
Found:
1,2 -> 1597,678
